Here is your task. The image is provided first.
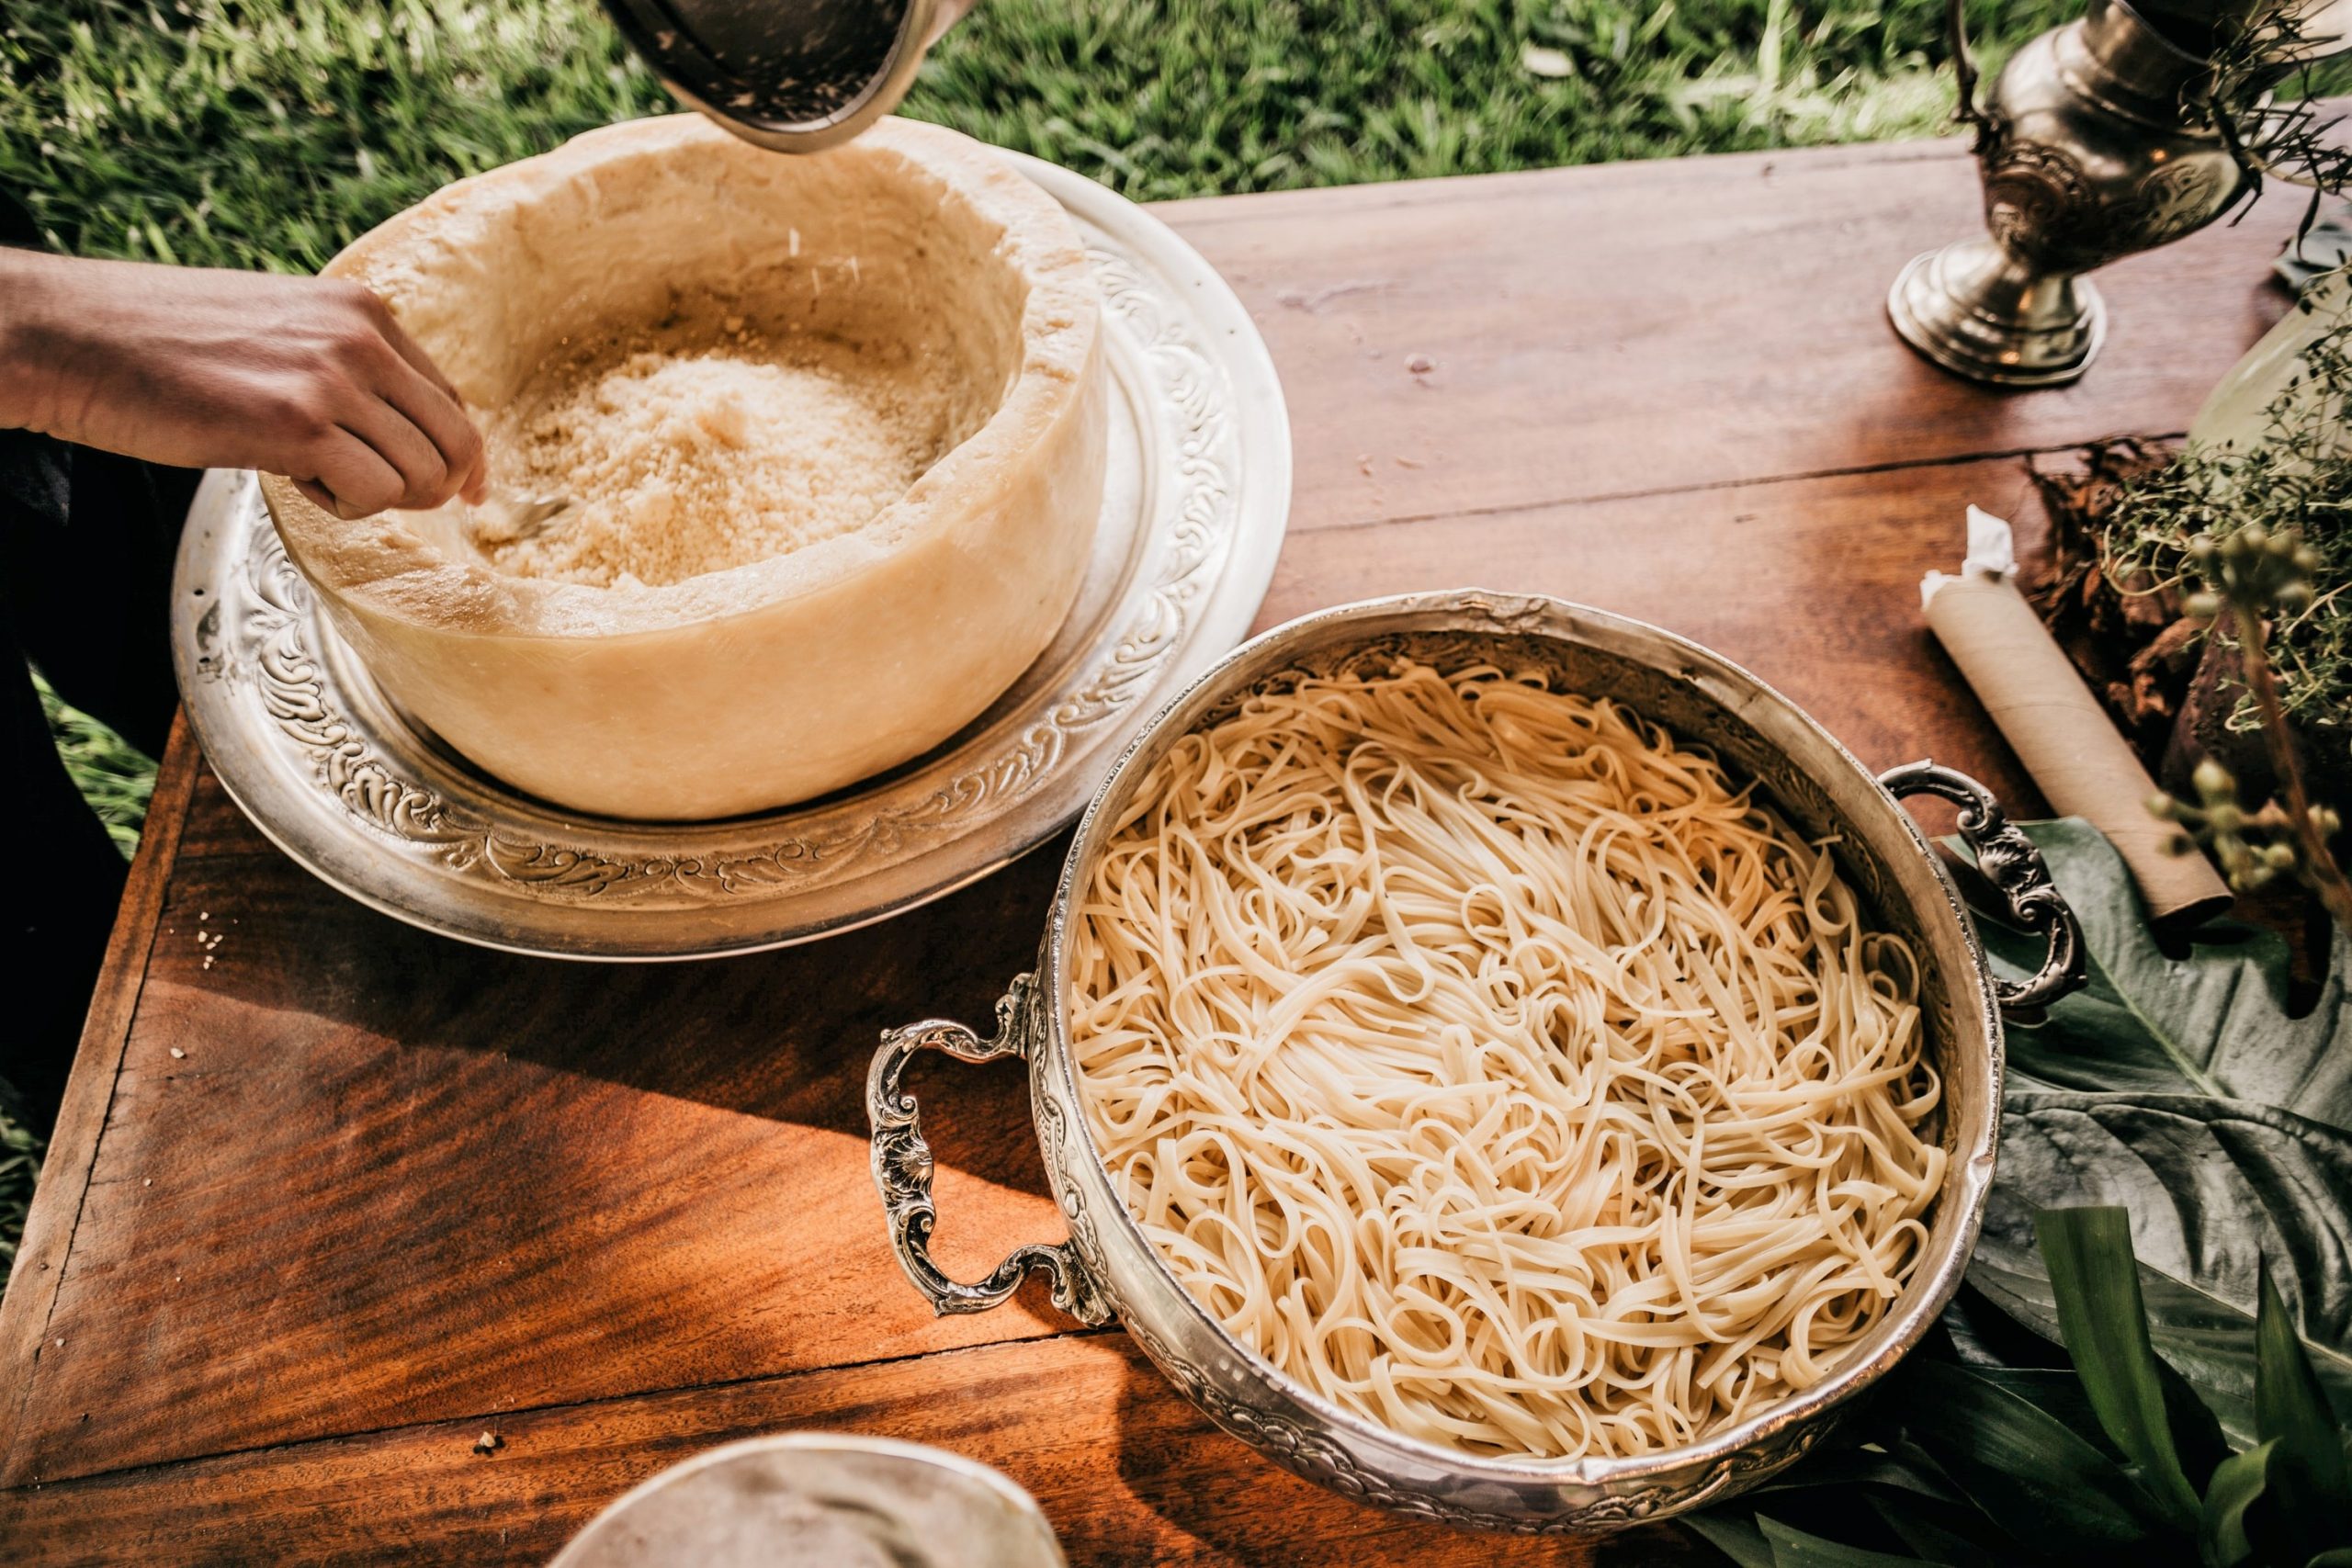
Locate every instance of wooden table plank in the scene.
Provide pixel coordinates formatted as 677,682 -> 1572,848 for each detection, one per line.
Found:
0,127 -> 2295,1562
0,1334 -> 1709,1567
1160,139 -> 2297,538
4,452 -> 2055,1489
1,836 -> 1074,1487
1260,452 -> 2058,812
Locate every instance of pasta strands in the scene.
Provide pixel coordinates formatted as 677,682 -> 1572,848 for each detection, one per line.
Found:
1070,661 -> 1944,1461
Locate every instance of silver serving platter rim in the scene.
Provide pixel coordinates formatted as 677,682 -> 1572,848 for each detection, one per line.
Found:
170,151 -> 1291,960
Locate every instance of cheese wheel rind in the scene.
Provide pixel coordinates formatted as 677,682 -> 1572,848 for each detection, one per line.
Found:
261,116 -> 1107,821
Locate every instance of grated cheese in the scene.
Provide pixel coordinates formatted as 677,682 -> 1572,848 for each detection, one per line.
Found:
472,320 -> 956,588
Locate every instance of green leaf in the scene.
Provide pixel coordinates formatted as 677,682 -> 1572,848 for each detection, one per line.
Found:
2165,1367 -> 2238,1495
1746,1446 -> 1963,1504
2036,1207 -> 2204,1525
1831,820 -> 2352,1567
2199,1438 -> 2278,1568
1966,1367 -> 2123,1454
1952,822 -> 2352,1442
2256,1265 -> 2352,1509
1685,1511 -> 1777,1568
2247,1266 -> 2352,1566
1961,1362 -> 2229,1497
1868,1495 -> 2013,1568
1989,1094 -> 2352,1348
1973,1250 -> 2352,1450
1942,1283 -> 2075,1371
1971,1099 -> 2352,1443
1902,1359 -> 2174,1550
1758,1517 -> 1941,1567
1967,819 -> 2352,1125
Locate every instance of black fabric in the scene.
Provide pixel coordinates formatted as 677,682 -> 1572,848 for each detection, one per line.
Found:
0,188 -> 34,244
11,452 -> 196,757
0,190 -> 72,531
0,431 -> 71,531
2,186 -> 199,1133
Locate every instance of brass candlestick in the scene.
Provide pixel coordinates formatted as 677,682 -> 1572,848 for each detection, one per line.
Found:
1891,0 -> 2245,387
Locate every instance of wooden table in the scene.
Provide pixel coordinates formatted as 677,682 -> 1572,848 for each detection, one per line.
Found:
0,133 -> 2305,1565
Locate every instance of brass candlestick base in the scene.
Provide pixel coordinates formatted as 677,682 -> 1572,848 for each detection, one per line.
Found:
1892,0 -> 2239,389
1890,238 -> 2108,388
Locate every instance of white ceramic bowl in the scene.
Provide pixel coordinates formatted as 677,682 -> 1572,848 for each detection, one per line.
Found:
547,1433 -> 1065,1568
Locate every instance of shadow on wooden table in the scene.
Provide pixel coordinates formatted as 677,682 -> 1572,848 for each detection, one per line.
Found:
0,809 -> 1083,1492
185,811 -> 1081,1206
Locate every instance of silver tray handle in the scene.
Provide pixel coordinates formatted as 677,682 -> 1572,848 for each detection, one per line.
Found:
1880,760 -> 2087,1018
866,976 -> 1114,1325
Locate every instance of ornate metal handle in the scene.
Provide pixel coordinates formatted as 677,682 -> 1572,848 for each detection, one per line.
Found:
865,975 -> 1114,1326
1944,0 -> 1996,151
1880,761 -> 2087,1018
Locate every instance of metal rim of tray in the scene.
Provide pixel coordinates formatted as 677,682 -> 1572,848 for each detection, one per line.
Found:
171,152 -> 1291,961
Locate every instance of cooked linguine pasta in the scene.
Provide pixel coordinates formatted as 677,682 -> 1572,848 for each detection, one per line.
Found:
1069,660 -> 1944,1460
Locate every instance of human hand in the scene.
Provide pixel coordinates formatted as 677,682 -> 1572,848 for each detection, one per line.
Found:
0,249 -> 486,518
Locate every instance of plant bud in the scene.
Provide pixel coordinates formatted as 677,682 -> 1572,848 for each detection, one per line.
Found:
2277,581 -> 2313,612
2262,842 -> 2299,870
2242,523 -> 2271,552
2162,832 -> 2196,857
2267,527 -> 2301,557
2185,591 -> 2222,620
2146,793 -> 2178,820
2193,757 -> 2234,799
2209,802 -> 2245,833
2188,534 -> 2217,566
2292,546 -> 2320,573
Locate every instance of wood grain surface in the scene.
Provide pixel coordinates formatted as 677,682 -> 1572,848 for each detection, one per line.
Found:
0,1334 -> 1712,1566
1159,138 -> 2287,537
0,128 -> 2308,1564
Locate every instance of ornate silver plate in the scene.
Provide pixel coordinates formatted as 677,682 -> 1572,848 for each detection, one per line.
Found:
171,154 -> 1290,960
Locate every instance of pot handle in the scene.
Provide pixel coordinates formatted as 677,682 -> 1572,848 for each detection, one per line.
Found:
865,975 -> 1114,1326
1879,761 -> 2087,1018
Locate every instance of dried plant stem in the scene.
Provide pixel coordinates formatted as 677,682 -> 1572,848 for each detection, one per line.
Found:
2229,605 -> 2352,923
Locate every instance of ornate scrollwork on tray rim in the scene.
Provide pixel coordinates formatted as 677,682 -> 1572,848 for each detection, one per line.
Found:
218,236 -> 1240,909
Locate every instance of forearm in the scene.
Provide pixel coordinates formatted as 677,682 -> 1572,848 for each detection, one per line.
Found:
0,247 -> 77,435
0,251 -> 483,513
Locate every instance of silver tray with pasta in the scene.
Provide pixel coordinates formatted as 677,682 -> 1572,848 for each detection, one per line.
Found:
169,152 -> 1289,960
865,589 -> 2086,1533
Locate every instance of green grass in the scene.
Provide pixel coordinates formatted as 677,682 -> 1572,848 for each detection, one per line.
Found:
0,0 -> 2082,1286
0,0 -> 2071,267
37,673 -> 153,861
0,1108 -> 36,1291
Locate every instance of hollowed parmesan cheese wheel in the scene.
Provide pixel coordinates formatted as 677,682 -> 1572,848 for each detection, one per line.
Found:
261,115 -> 1107,820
